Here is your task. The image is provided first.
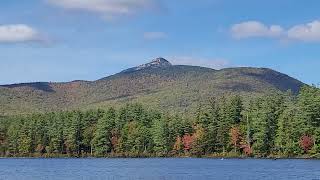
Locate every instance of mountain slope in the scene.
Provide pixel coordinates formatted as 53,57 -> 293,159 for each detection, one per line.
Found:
0,58 -> 304,115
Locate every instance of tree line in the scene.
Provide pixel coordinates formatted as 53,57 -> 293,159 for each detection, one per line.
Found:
0,85 -> 319,158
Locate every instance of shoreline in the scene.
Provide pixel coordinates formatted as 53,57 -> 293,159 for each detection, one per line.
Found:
1,155 -> 319,160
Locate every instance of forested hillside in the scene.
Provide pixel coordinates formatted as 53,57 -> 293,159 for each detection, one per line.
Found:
0,58 -> 304,115
1,85 -> 319,158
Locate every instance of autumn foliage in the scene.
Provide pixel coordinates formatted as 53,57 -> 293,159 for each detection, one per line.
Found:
229,127 -> 252,156
299,135 -> 314,153
1,85 -> 319,158
173,136 -> 182,152
230,127 -> 241,148
182,134 -> 194,151
172,127 -> 205,155
240,144 -> 253,156
110,130 -> 119,153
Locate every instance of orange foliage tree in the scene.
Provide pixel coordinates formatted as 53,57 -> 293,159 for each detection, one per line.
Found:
230,127 -> 241,151
110,129 -> 119,153
173,136 -> 183,154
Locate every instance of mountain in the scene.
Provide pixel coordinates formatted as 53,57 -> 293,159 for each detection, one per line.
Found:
0,57 -> 304,115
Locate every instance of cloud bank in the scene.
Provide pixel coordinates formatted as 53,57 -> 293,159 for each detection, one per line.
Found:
170,56 -> 231,70
231,21 -> 284,39
288,20 -> 320,42
47,0 -> 162,20
0,24 -> 43,43
231,20 -> 320,42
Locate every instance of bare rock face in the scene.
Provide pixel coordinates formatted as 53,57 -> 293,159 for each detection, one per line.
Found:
121,57 -> 172,73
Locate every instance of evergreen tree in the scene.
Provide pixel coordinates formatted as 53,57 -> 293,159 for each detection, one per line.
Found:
93,108 -> 116,156
152,117 -> 169,155
1,93 -> 320,158
297,85 -> 320,153
18,120 -> 33,155
47,113 -> 64,154
216,96 -> 232,153
0,117 -> 8,156
7,119 -> 21,156
204,97 -> 220,154
64,111 -> 83,156
251,93 -> 284,156
275,93 -> 305,156
227,95 -> 243,124
82,110 -> 102,155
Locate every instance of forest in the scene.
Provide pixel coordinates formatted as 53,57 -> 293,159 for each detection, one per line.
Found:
0,85 -> 319,158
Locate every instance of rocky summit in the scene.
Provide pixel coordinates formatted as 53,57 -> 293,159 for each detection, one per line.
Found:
121,57 -> 172,73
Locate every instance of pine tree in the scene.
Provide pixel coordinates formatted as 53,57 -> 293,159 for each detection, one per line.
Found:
296,85 -> 320,153
216,96 -> 232,153
251,93 -> 284,156
82,110 -> 101,155
93,108 -> 116,156
152,118 -> 169,156
64,111 -> 83,156
205,97 -> 220,154
47,113 -> 65,154
228,95 -> 243,124
33,114 -> 49,154
275,96 -> 305,156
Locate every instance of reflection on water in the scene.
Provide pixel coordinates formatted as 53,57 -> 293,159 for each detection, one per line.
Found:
1,158 -> 320,180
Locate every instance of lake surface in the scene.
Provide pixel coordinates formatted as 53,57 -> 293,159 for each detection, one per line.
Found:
1,158 -> 320,180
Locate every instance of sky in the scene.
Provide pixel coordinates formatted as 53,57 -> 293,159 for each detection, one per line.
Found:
0,0 -> 320,85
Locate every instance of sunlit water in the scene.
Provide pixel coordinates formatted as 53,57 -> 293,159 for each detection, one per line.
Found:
1,158 -> 320,180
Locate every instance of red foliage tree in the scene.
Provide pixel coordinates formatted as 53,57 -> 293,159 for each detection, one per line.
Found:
299,135 -> 314,153
240,144 -> 253,156
182,134 -> 194,151
229,126 -> 253,156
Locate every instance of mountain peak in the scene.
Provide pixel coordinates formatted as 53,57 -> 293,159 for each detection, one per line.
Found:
121,57 -> 172,73
150,57 -> 172,66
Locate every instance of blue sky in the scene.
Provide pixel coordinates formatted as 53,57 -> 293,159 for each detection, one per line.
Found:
0,0 -> 320,85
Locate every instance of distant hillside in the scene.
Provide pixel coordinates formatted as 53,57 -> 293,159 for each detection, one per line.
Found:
0,58 -> 304,115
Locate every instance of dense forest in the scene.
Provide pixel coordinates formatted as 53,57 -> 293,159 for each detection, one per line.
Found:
0,85 -> 319,158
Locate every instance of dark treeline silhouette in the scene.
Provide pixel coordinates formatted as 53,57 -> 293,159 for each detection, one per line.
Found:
0,85 -> 319,158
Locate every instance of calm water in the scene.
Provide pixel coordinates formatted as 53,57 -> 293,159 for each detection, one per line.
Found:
1,158 -> 320,180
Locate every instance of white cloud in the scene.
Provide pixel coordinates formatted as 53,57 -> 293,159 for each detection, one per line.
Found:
0,24 -> 44,43
143,31 -> 167,40
231,21 -> 284,39
47,0 -> 161,20
170,56 -> 231,70
231,20 -> 320,42
288,20 -> 320,42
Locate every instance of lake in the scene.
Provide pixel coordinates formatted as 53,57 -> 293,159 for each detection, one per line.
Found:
1,158 -> 320,180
